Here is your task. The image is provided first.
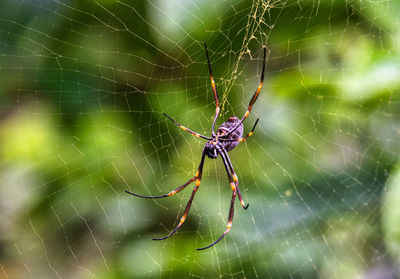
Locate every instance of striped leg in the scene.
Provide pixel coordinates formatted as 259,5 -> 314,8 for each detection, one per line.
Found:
163,113 -> 211,140
125,179 -> 194,199
197,189 -> 236,250
125,149 -> 206,199
152,149 -> 206,241
219,147 -> 249,210
153,179 -> 201,240
196,146 -> 248,250
204,43 -> 220,136
226,48 -> 266,137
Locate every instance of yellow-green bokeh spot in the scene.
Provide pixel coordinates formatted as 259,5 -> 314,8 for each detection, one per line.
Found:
0,105 -> 57,163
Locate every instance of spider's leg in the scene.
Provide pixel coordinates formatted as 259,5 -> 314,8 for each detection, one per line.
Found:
126,148 -> 206,200
204,43 -> 220,136
153,179 -> 201,240
197,188 -> 236,250
125,178 -> 194,199
163,113 -> 211,140
226,48 -> 266,137
152,148 -> 206,241
220,118 -> 259,143
219,147 -> 249,210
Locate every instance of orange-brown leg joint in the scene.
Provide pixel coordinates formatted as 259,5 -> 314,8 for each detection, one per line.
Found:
179,214 -> 187,224
168,191 -> 175,196
211,77 -> 216,87
180,126 -> 200,137
249,82 -> 262,107
257,81 -> 263,92
232,174 -> 238,183
210,76 -> 219,107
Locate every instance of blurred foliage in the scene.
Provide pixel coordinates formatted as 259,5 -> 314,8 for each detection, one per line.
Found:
0,0 -> 400,278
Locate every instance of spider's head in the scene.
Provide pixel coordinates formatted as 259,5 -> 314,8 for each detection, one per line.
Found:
204,141 -> 218,159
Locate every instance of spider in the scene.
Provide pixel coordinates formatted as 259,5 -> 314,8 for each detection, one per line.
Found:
126,43 -> 266,250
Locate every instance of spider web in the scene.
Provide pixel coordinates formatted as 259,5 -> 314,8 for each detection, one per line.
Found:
1,0 -> 400,278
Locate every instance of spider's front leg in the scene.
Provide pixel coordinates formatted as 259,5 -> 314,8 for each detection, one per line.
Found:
126,148 -> 206,240
152,148 -> 207,241
125,150 -> 204,199
196,145 -> 247,251
220,148 -> 249,210
197,187 -> 236,251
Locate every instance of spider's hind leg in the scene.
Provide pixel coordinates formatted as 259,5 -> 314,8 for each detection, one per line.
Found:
225,47 -> 267,137
204,43 -> 220,135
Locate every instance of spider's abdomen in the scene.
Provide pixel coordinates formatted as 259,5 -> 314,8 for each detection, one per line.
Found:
218,116 -> 243,152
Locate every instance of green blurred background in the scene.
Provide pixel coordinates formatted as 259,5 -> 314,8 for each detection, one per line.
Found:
1,0 -> 400,278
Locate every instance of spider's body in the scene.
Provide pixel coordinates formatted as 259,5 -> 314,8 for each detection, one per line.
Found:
205,116 -> 243,159
217,116 -> 244,151
126,44 -> 266,250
